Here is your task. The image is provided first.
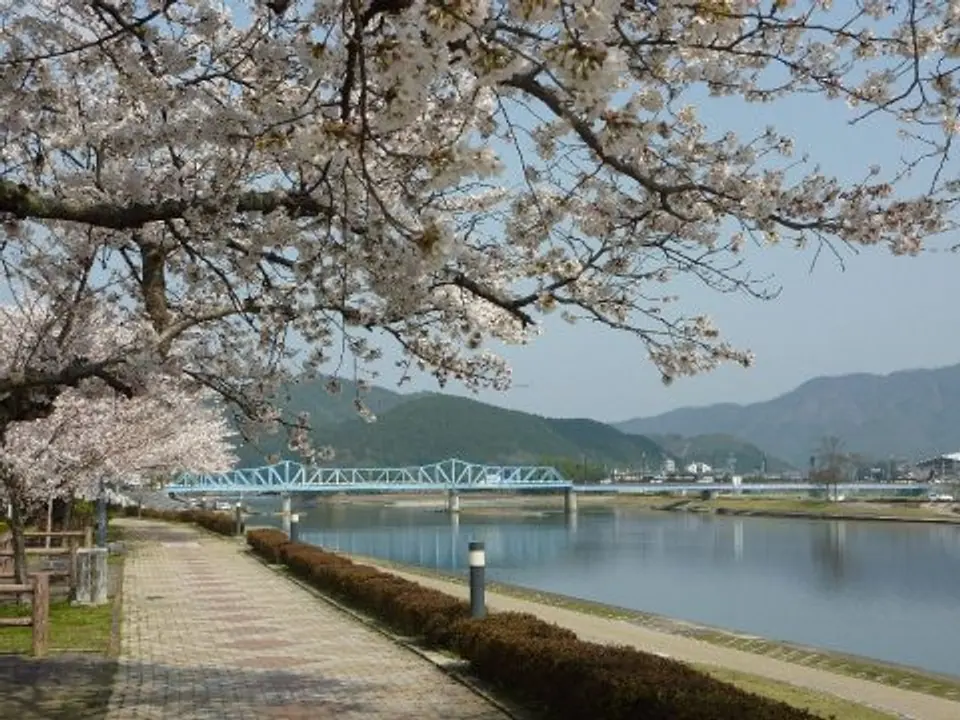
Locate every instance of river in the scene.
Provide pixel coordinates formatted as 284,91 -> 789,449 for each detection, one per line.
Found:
253,500 -> 960,678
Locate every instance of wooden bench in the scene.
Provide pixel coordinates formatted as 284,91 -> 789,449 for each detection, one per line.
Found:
0,572 -> 51,657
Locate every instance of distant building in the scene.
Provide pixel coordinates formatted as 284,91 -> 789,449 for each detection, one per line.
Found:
662,458 -> 676,474
915,452 -> 960,479
684,461 -> 712,475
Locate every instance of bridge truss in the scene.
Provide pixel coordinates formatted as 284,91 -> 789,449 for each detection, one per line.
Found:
166,458 -> 571,495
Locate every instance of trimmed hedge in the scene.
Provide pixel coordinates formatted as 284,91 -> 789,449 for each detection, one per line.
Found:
246,529 -> 818,720
127,506 -> 237,536
246,527 -> 289,563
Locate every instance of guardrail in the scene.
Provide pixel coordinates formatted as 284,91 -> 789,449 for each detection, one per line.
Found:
0,572 -> 50,656
0,528 -> 93,597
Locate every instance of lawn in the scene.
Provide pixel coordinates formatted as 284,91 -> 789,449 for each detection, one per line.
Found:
0,600 -> 114,655
697,664 -> 898,720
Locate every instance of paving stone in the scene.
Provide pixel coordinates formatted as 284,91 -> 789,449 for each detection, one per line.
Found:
106,519 -> 506,720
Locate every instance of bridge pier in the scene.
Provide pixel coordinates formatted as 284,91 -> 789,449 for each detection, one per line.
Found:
564,487 -> 578,515
447,489 -> 460,514
281,494 -> 292,536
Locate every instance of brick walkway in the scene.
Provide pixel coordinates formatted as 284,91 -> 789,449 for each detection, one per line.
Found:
106,520 -> 507,720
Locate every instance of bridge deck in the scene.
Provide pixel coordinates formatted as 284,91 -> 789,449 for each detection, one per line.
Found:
167,458 -> 572,495
166,458 -> 930,496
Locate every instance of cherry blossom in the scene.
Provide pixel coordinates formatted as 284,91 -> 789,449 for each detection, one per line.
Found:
2,382 -> 237,508
0,0 -> 955,431
0,298 -> 236,581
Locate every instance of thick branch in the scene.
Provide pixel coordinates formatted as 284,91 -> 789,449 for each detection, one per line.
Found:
139,241 -> 171,334
0,357 -> 134,397
0,180 -> 333,230
0,357 -> 136,435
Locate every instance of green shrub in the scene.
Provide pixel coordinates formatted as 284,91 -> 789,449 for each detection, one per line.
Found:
246,528 -> 289,563
71,499 -> 96,520
135,506 -> 236,536
191,510 -> 235,536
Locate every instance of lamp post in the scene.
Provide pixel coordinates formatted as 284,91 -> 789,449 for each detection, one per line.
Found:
468,541 -> 486,619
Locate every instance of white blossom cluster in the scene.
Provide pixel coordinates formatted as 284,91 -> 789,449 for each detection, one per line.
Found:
0,300 -> 236,509
0,0 -> 955,455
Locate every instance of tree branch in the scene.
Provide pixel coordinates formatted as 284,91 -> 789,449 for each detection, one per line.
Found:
0,181 -> 334,230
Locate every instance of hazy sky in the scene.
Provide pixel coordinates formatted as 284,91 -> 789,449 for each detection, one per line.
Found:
369,82 -> 959,422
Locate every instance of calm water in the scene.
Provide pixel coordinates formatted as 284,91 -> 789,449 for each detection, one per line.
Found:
258,501 -> 960,677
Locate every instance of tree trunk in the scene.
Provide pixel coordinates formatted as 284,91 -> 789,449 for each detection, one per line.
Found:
64,495 -> 74,531
45,499 -> 53,548
9,497 -> 28,586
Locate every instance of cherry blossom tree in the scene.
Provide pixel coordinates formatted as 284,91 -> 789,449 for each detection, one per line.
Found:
1,379 -> 236,583
0,300 -> 236,581
0,1 -> 957,446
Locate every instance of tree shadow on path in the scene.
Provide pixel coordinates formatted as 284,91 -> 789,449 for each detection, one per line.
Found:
0,653 -> 116,720
0,653 -> 377,720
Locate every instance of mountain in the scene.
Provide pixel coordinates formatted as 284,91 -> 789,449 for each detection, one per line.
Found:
234,377 -> 424,462
277,376 -> 421,425
617,363 -> 960,466
238,392 -> 667,471
648,434 -> 794,474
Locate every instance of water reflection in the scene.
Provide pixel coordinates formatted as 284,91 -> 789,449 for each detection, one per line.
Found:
262,501 -> 960,677
734,519 -> 743,562
811,521 -> 850,588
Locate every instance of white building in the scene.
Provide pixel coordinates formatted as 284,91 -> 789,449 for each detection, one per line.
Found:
915,452 -> 960,479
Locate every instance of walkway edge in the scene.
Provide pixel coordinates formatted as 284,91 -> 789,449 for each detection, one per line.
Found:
244,550 -> 528,720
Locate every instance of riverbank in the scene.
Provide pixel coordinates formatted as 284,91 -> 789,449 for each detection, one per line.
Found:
346,553 -> 960,698
651,496 -> 960,524
307,491 -> 960,524
249,530 -> 892,720
345,553 -> 960,720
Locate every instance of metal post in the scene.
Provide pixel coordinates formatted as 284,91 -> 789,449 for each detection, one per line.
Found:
96,480 -> 107,548
290,513 -> 300,543
234,502 -> 243,536
468,540 -> 486,619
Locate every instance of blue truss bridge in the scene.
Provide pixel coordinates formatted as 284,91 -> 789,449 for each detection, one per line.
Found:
166,458 -> 571,495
